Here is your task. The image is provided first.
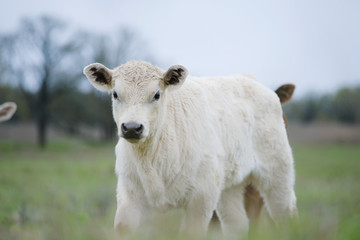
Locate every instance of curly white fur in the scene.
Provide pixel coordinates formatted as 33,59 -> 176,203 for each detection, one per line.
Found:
83,61 -> 297,237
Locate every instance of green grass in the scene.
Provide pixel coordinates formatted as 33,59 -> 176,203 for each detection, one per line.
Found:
1,140 -> 359,240
0,139 -> 117,240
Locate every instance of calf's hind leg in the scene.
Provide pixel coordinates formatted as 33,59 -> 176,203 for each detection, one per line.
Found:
244,184 -> 264,227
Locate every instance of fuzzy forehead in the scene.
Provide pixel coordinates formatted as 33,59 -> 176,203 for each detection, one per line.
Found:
113,61 -> 164,85
112,61 -> 163,101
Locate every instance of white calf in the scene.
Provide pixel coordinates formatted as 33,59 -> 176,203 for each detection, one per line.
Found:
83,61 -> 297,237
0,102 -> 17,122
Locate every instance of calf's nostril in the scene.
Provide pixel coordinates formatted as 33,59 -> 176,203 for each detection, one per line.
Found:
121,123 -> 128,133
136,124 -> 144,133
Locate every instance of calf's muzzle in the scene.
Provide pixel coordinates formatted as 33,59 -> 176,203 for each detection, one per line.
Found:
121,122 -> 144,139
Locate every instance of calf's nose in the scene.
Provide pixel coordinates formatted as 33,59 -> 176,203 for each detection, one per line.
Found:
121,122 -> 144,139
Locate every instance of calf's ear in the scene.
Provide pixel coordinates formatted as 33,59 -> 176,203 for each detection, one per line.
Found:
275,84 -> 295,104
162,65 -> 188,90
83,63 -> 113,92
0,102 -> 17,122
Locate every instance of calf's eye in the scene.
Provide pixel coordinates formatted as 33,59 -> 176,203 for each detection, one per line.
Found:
153,91 -> 160,101
113,91 -> 118,99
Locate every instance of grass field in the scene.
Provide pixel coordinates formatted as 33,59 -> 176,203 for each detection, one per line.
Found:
0,139 -> 359,240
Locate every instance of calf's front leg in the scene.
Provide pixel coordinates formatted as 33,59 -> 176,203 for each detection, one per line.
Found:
114,197 -> 146,237
180,190 -> 219,237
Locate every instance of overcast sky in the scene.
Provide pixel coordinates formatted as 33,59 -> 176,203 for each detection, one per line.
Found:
1,0 -> 360,97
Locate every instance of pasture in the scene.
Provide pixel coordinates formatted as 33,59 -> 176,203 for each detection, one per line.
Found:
0,139 -> 359,240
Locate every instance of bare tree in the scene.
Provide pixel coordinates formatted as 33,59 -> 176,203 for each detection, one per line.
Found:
1,16 -> 157,145
1,16 -> 83,148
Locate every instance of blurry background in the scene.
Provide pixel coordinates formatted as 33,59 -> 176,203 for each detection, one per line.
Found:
0,1 -> 359,240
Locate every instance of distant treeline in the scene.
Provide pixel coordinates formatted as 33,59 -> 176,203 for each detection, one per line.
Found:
1,16 -> 359,148
0,84 -> 115,139
284,87 -> 360,124
0,16 -> 155,147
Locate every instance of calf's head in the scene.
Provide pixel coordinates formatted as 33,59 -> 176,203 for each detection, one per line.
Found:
83,61 -> 188,143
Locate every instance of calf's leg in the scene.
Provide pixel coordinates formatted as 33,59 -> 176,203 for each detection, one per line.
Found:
114,199 -> 147,237
181,189 -> 219,237
216,185 -> 249,237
